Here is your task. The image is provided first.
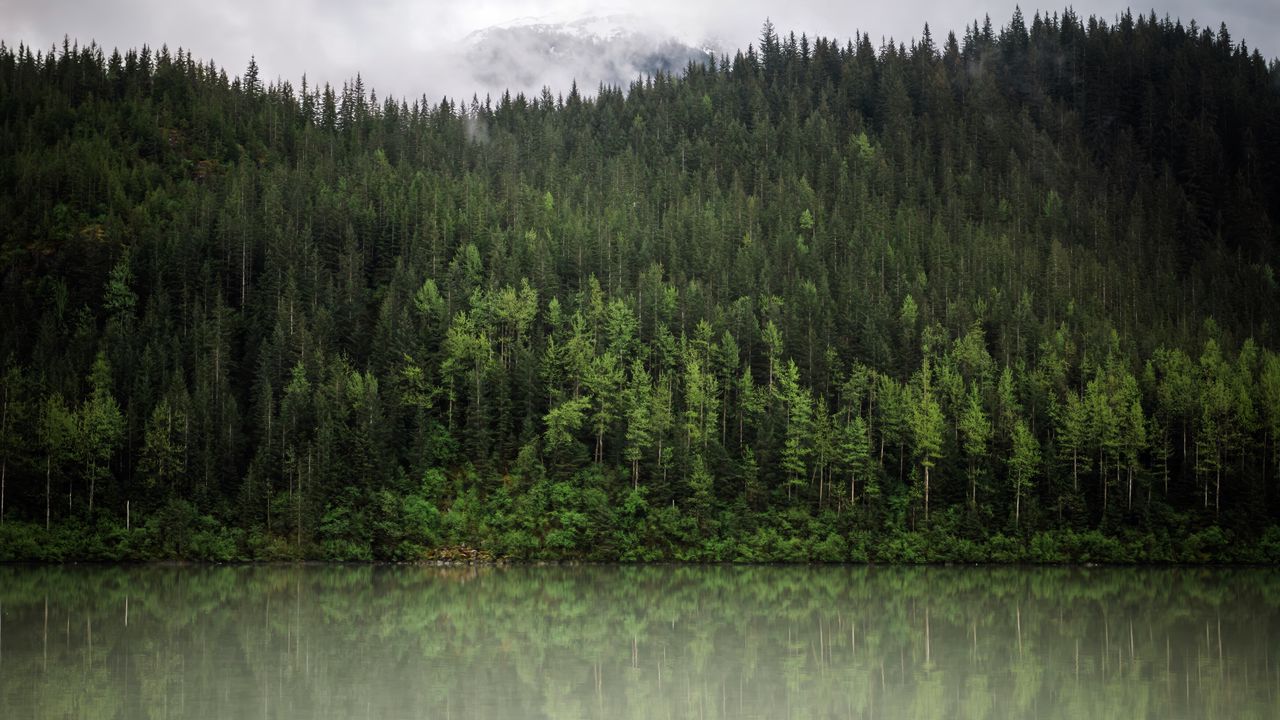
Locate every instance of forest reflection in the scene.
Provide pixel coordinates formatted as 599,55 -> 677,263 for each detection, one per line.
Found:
1,565 -> 1277,719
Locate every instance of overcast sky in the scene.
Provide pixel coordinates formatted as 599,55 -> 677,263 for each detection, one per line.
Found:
5,1 -> 1277,100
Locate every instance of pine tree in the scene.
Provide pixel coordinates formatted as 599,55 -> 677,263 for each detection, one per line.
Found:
38,395 -> 76,530
841,414 -> 873,505
78,351 -> 124,517
958,382 -> 990,507
777,359 -> 811,501
623,361 -> 653,489
911,358 -> 945,522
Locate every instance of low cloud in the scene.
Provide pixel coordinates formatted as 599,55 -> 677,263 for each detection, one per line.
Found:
5,1 -> 1276,103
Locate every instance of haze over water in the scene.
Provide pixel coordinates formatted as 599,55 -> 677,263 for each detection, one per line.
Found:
1,565 -> 1277,719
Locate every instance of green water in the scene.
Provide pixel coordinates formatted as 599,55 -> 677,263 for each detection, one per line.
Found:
0,565 -> 1277,719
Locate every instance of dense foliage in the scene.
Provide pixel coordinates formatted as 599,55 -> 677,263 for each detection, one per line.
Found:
2,10 -> 1279,561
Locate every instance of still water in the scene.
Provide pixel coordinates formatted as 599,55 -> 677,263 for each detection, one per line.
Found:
0,564 -> 1277,719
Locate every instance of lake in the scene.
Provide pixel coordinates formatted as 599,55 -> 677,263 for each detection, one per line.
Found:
0,565 -> 1277,719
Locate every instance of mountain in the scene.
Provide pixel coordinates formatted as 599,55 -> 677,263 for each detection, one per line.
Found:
463,14 -> 716,95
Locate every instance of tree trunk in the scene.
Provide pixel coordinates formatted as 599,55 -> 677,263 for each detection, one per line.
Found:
817,466 -> 824,508
46,456 -> 51,531
1,384 -> 5,525
1163,433 -> 1169,496
1182,423 -> 1187,468
962,458 -> 972,504
658,439 -> 666,485
923,464 -> 930,523
1215,464 -> 1220,518
1102,457 -> 1107,515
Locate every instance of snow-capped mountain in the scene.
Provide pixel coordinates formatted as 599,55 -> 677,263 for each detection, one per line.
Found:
463,14 -> 717,97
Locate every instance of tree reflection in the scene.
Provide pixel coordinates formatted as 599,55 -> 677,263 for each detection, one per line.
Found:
0,565 -> 1277,719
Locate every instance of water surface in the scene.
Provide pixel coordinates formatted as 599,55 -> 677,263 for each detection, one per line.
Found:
1,564 -> 1277,719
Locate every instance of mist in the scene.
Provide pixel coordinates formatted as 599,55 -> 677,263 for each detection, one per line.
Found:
6,1 -> 1277,102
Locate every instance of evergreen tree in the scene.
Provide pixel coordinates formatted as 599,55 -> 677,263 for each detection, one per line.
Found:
958,382 -> 990,508
911,359 -> 945,522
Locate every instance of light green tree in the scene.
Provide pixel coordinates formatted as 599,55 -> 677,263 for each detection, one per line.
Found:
441,310 -> 495,428
682,350 -> 719,453
762,320 -> 784,390
1151,347 -> 1197,486
777,359 -> 812,501
1197,339 -> 1236,516
687,454 -> 715,525
1085,372 -> 1118,512
1120,394 -> 1147,510
1056,389 -> 1091,493
650,375 -> 675,486
912,358 -> 945,522
39,394 -> 77,529
139,397 -> 186,496
1009,419 -> 1040,527
622,361 -> 653,489
840,414 -> 874,505
585,352 -> 624,463
543,396 -> 591,465
1261,352 -> 1280,487
958,382 -> 990,507
811,400 -> 835,506
78,351 -> 124,517
737,366 -> 764,447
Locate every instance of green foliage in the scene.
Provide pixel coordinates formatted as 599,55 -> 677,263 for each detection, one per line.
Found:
1009,419 -> 1040,528
0,13 -> 1277,561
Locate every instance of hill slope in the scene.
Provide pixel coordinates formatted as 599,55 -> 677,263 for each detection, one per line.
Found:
1,10 -> 1279,561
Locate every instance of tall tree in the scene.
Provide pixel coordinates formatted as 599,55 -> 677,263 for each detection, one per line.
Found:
78,352 -> 124,517
1009,419 -> 1040,527
958,382 -> 990,508
911,358 -> 945,522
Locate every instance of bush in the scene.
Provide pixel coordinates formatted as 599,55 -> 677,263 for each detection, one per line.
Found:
317,502 -> 372,560
845,531 -> 872,563
144,498 -> 200,558
876,532 -> 927,563
0,521 -> 48,561
1066,529 -> 1131,562
189,523 -> 239,562
812,532 -> 848,562
1028,532 -> 1067,563
1181,526 -> 1229,563
1256,526 -> 1280,563
986,533 -> 1025,563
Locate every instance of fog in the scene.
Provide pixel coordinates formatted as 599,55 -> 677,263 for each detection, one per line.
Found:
6,1 -> 1276,101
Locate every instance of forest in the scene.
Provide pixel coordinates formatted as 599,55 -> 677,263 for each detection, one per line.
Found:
1,9 -> 1279,562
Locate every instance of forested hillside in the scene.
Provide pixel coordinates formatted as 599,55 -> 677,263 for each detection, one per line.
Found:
2,10 -> 1279,562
